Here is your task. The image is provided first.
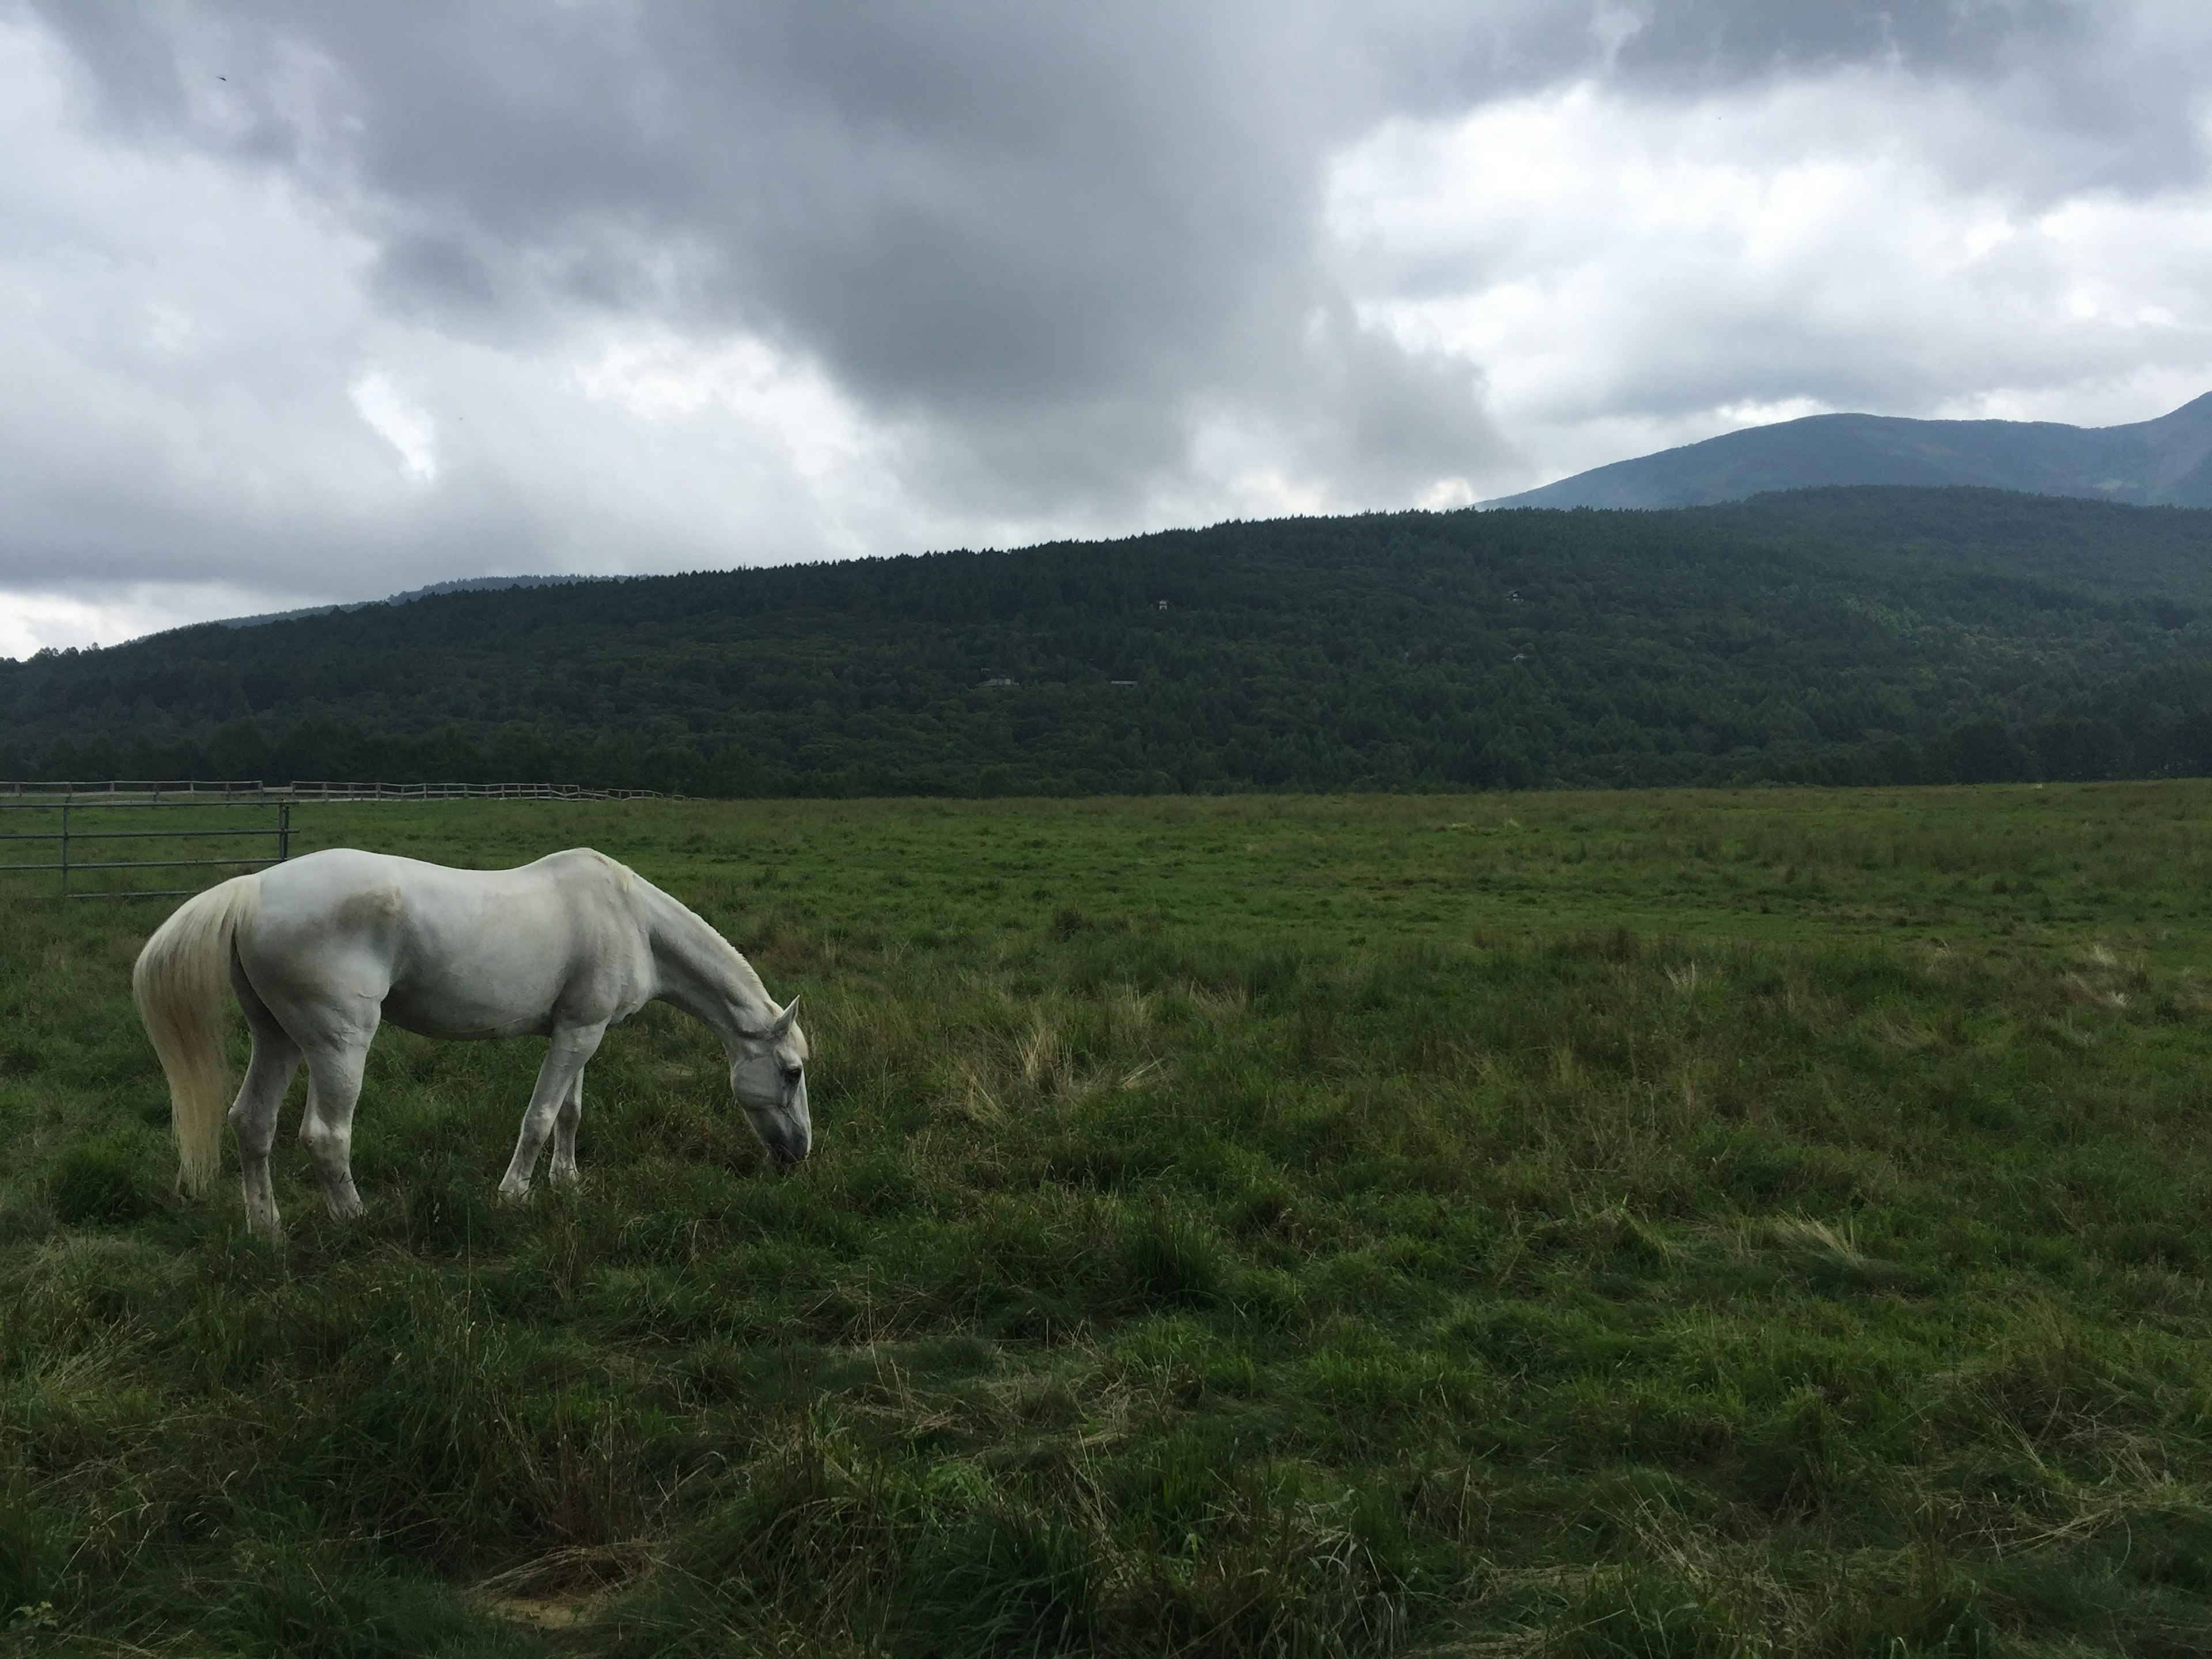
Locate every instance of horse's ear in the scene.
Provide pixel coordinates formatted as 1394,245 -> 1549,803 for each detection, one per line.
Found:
771,995 -> 800,1037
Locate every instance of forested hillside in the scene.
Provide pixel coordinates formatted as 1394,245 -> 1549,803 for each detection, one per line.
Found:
7,486 -> 2212,795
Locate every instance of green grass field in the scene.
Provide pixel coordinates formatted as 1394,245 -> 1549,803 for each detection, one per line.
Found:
5,785 -> 2212,1657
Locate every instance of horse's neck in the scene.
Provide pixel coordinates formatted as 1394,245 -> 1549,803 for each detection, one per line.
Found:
639,888 -> 776,1050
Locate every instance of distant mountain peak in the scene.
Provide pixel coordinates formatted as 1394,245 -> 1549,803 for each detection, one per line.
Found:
1483,393 -> 2212,511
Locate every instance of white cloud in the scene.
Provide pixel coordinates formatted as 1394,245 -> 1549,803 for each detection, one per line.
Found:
1325,70 -> 2212,490
348,369 -> 437,481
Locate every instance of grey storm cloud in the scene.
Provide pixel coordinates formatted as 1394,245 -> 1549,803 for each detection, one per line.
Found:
38,3 -> 1447,495
5,1 -> 2211,650
31,5 -> 2138,419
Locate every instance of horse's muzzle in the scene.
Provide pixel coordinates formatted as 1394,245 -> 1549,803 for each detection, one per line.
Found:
764,1122 -> 811,1172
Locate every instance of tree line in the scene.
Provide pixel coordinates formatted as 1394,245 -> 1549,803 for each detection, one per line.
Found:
8,486 -> 2212,795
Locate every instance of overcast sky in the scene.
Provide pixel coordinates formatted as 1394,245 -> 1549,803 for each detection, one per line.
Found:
5,1 -> 2211,656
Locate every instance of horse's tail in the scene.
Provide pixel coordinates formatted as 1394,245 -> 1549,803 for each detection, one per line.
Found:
132,873 -> 264,1196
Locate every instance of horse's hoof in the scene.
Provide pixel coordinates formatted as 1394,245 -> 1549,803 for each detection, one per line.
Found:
496,1183 -> 532,1206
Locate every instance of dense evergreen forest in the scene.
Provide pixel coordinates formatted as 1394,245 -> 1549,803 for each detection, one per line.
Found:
7,486 -> 2212,795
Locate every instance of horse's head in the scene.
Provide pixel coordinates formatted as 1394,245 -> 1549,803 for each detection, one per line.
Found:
730,996 -> 811,1171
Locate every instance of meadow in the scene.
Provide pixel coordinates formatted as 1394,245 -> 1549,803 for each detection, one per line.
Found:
4,784 -> 2212,1656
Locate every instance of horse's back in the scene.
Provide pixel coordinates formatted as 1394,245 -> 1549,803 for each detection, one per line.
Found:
244,847 -> 651,1039
251,848 -> 408,944
254,847 -> 631,920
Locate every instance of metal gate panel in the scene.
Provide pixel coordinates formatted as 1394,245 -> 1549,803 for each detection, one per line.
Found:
0,799 -> 293,898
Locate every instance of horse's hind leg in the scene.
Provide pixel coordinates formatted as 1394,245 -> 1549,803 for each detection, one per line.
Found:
229,963 -> 301,1240
299,1028 -> 376,1222
549,1067 -> 586,1188
228,999 -> 301,1247
232,1033 -> 301,1238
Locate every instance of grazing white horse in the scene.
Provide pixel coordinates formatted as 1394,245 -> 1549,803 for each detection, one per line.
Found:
132,847 -> 809,1238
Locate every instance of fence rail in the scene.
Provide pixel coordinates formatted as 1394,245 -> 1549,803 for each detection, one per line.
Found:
1,779 -> 668,802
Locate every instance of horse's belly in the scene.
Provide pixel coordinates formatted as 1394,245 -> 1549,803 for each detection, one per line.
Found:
381,987 -> 554,1040
382,895 -> 581,1037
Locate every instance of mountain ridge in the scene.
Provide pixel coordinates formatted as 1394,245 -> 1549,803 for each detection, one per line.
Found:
1485,392 -> 2212,510
212,574 -> 603,631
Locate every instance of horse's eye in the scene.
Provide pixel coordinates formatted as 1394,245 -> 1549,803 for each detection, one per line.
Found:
781,1064 -> 803,1084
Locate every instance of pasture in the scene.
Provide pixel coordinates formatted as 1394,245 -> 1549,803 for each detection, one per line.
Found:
5,785 -> 2212,1657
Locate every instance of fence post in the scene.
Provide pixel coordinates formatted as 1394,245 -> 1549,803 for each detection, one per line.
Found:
278,801 -> 291,863
59,803 -> 68,897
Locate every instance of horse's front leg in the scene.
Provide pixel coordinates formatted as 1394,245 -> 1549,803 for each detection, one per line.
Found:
500,1022 -> 605,1201
548,1067 -> 586,1188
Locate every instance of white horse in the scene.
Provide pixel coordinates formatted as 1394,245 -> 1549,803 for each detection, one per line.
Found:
131,846 -> 809,1238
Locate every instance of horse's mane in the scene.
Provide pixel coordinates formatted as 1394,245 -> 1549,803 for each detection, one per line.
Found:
624,862 -> 779,1017
576,847 -> 638,892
